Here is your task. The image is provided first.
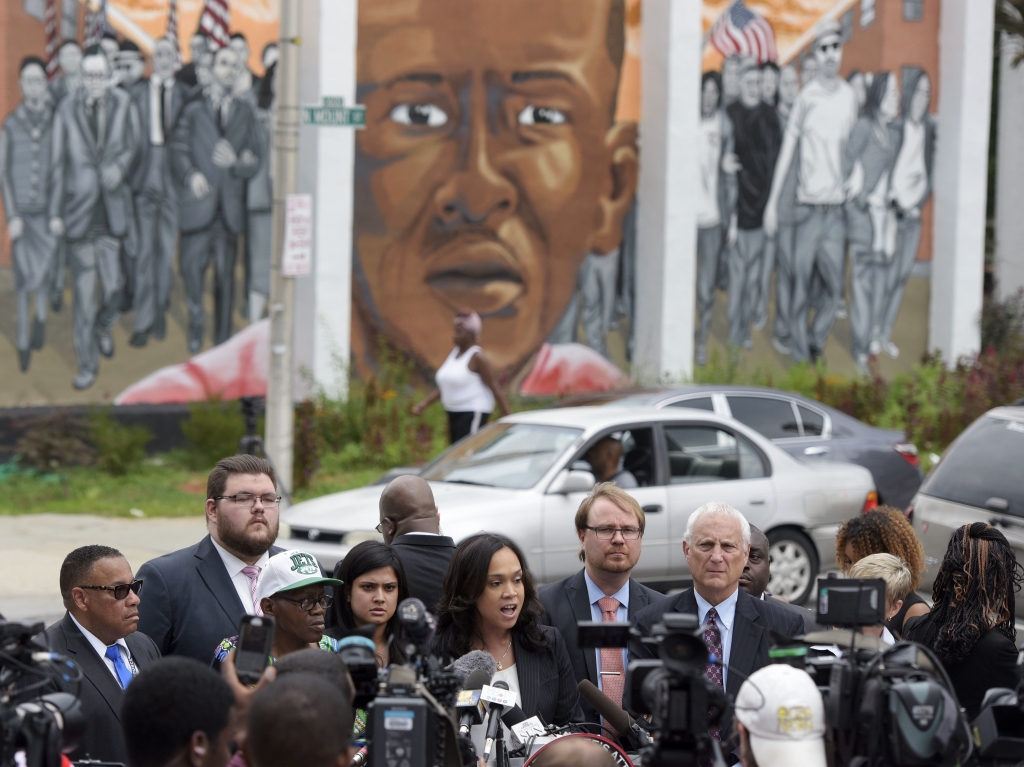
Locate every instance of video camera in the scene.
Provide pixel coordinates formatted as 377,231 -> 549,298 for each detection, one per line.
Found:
0,619 -> 85,767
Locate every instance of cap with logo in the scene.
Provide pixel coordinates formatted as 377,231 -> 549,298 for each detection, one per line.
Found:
255,549 -> 343,603
733,664 -> 827,767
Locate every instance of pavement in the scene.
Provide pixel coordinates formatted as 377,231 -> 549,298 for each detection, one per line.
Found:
0,513 -> 208,627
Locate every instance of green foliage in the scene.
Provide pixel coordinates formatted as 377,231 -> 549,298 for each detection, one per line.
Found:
293,400 -> 324,491
180,400 -> 246,470
14,411 -> 95,471
89,411 -> 154,476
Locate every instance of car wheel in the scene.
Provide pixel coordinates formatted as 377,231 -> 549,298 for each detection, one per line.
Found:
767,527 -> 819,605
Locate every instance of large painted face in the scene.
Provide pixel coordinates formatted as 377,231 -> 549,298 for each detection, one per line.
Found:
353,0 -> 636,375
153,39 -> 178,79
20,63 -> 48,101
911,74 -> 931,123
814,33 -> 842,80
212,48 -> 240,90
81,54 -> 111,102
778,65 -> 799,106
58,43 -> 82,76
739,68 -> 761,108
880,73 -> 900,121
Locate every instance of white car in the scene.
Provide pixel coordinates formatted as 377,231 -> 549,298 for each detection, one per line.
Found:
282,407 -> 877,603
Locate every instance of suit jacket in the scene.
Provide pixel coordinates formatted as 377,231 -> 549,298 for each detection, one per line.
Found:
889,114 -> 936,212
389,534 -> 456,614
513,625 -> 585,726
136,534 -> 283,663
128,76 -> 191,194
764,593 -> 824,634
48,88 -> 139,240
171,93 -> 260,234
0,101 -> 55,219
629,587 -> 804,697
41,613 -> 160,763
538,569 -> 661,722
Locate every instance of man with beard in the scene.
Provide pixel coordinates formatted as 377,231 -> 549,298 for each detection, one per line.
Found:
539,483 -> 660,725
137,455 -> 284,662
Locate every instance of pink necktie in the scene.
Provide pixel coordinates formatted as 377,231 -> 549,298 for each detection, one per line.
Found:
703,607 -> 724,743
597,596 -> 625,715
241,566 -> 263,616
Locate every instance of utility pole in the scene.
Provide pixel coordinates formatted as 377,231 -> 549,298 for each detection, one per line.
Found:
265,0 -> 301,503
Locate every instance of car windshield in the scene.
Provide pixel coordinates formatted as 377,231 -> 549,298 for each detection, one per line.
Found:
421,423 -> 582,489
921,414 -> 1024,515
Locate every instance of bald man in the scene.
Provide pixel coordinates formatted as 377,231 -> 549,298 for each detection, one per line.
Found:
531,737 -> 617,767
378,475 -> 456,613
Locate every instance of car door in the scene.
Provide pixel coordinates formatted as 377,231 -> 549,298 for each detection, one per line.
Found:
724,393 -> 839,459
662,422 -> 777,576
541,425 -> 670,582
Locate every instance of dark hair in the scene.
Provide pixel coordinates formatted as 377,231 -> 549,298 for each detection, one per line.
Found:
206,454 -> 277,499
701,71 -> 723,109
901,67 -> 930,120
20,56 -> 46,74
433,534 -> 547,660
60,545 -> 123,597
101,31 -> 119,42
230,32 -> 248,43
760,60 -> 780,74
122,658 -> 235,767
82,44 -> 107,60
274,648 -> 354,703
257,62 -> 276,110
835,506 -> 925,590
929,523 -> 1022,665
119,39 -> 140,53
247,673 -> 353,767
862,70 -> 893,122
331,541 -> 409,665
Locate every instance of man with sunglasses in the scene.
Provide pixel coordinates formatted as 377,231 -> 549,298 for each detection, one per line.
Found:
137,455 -> 285,663
538,482 -> 661,725
41,544 -> 161,763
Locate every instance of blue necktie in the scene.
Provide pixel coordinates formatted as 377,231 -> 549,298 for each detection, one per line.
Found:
104,645 -> 134,689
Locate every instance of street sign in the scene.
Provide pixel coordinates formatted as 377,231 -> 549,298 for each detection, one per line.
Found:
301,96 -> 366,127
282,194 -> 313,277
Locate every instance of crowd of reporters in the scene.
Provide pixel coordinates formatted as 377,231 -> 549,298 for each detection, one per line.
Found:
11,453 -> 1023,767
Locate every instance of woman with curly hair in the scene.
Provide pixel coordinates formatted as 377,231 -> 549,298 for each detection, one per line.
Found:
903,523 -> 1022,718
835,506 -> 929,637
432,533 -> 583,725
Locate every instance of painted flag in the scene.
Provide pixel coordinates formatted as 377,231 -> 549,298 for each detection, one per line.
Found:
44,0 -> 60,79
84,0 -> 114,48
709,0 -> 778,64
166,0 -> 180,48
198,0 -> 231,49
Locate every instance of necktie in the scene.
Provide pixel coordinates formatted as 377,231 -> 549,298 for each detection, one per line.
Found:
242,565 -> 263,615
597,596 -> 625,715
703,608 -> 724,744
104,645 -> 134,689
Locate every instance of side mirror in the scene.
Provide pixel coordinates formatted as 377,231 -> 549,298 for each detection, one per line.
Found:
548,468 -> 597,495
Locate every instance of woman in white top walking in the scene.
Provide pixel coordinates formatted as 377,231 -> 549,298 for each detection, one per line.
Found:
412,311 -> 510,444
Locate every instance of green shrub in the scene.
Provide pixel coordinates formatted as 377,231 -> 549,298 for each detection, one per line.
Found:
181,400 -> 246,470
14,411 -> 94,471
293,400 -> 324,490
90,411 -> 153,476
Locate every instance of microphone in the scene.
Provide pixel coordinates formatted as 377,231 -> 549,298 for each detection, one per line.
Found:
502,706 -> 548,751
349,747 -> 368,767
455,668 -> 493,735
449,649 -> 497,683
501,705 -> 528,729
577,679 -> 651,747
481,681 -> 510,762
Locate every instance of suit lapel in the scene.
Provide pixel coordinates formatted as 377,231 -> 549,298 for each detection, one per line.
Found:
60,615 -> 124,720
566,571 -> 598,685
73,97 -> 99,157
728,591 -> 764,697
195,535 -> 247,626
512,633 -> 539,718
627,580 -> 653,616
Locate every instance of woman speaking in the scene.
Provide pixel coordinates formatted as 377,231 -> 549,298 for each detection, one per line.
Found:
432,533 -> 583,725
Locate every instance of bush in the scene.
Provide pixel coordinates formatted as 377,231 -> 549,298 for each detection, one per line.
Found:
14,411 -> 95,471
180,400 -> 246,470
293,399 -> 324,491
89,411 -> 153,476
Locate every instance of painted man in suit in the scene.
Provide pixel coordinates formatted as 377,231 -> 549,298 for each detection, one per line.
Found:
41,545 -> 161,763
49,45 -> 139,390
539,483 -> 661,725
137,455 -> 284,662
128,36 -> 189,347
1,57 -> 58,373
171,46 -> 260,353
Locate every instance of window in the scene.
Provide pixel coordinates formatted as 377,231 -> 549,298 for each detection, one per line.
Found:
579,428 -> 658,488
903,0 -> 923,21
726,396 -> 801,440
664,426 -> 766,484
668,397 -> 715,412
798,405 -> 825,437
861,0 -> 876,27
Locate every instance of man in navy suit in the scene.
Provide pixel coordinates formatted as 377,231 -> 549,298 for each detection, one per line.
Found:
539,483 -> 661,725
137,455 -> 284,663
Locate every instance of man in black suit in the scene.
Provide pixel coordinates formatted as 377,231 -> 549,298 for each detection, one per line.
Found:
538,482 -> 661,724
136,454 -> 284,663
378,475 -> 455,613
741,525 -> 821,634
630,502 -> 804,700
41,545 -> 161,763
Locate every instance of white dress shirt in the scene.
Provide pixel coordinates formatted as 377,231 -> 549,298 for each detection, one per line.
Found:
693,586 -> 739,690
69,613 -> 136,683
210,538 -> 270,615
584,570 -> 629,692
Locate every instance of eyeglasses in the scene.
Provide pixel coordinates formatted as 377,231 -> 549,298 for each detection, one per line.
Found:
818,41 -> 840,52
79,580 -> 143,600
276,595 -> 333,612
214,493 -> 282,509
375,520 -> 390,534
584,526 -> 642,541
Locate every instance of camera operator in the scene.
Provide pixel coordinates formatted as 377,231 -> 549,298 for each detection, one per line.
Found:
733,664 -> 828,767
903,522 -> 1022,719
122,657 -> 239,767
41,544 -> 161,763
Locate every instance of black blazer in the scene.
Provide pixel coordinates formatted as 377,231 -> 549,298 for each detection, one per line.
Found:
538,569 -> 661,722
764,593 -> 824,634
512,625 -> 585,726
41,613 -> 161,763
389,534 -> 456,614
136,534 -> 283,663
629,587 -> 804,696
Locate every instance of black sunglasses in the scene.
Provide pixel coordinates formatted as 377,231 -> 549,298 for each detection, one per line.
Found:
79,580 -> 143,600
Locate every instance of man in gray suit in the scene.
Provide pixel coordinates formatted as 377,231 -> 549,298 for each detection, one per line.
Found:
49,45 -> 139,390
1,57 -> 58,372
171,46 -> 260,353
127,37 -> 189,347
246,64 -> 274,322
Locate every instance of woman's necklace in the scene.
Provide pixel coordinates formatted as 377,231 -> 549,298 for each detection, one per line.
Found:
495,637 -> 513,671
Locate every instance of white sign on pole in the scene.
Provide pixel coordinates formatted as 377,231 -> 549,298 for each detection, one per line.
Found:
282,193 -> 313,277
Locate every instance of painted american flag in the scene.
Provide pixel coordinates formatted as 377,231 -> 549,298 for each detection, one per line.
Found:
84,0 -> 114,47
166,0 -> 180,48
44,0 -> 60,79
709,0 -> 778,64
198,0 -> 231,49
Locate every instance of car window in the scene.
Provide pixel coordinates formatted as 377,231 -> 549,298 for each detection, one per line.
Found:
421,423 -> 581,489
664,425 -> 765,483
668,396 -> 715,412
726,396 -> 801,440
798,405 -> 825,437
582,427 -> 657,487
921,415 -> 1024,516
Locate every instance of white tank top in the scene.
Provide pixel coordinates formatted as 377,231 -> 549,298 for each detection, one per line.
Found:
435,345 -> 495,413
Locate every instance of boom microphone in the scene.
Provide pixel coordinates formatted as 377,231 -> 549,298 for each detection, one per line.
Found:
449,649 -> 497,683
578,679 -> 651,747
481,680 -> 510,762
